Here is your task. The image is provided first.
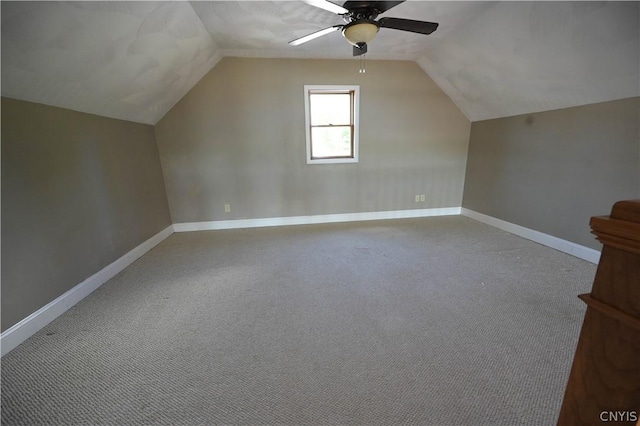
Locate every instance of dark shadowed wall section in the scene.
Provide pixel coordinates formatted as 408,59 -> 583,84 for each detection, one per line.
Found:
1,97 -> 172,331
462,97 -> 639,250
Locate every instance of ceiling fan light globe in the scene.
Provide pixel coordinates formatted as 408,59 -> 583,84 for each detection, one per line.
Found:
342,22 -> 379,46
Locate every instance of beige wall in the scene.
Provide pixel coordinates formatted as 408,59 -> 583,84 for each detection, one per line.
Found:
155,57 -> 470,223
462,97 -> 640,250
1,98 -> 172,331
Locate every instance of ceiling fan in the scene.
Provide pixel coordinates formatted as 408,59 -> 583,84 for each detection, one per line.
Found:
289,0 -> 439,56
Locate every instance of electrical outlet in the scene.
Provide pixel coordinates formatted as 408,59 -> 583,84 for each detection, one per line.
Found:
415,195 -> 420,202
224,204 -> 231,213
420,195 -> 425,202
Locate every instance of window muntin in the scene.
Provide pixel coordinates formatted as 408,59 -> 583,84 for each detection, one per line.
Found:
304,85 -> 359,164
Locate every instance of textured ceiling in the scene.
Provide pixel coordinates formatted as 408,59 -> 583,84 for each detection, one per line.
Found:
1,1 -> 639,124
1,1 -> 221,125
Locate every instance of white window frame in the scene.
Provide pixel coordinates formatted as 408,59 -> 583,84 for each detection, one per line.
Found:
304,85 -> 360,164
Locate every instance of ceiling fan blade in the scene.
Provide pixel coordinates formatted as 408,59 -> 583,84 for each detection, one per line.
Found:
353,43 -> 367,56
289,25 -> 343,46
300,0 -> 349,15
378,17 -> 439,35
343,1 -> 405,14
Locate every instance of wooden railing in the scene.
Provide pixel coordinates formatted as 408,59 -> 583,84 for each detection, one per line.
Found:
558,200 -> 640,425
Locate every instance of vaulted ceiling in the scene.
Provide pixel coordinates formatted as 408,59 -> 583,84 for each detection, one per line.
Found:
2,1 -> 639,124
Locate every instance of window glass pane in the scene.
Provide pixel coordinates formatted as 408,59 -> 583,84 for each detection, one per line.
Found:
311,126 -> 352,158
309,93 -> 351,126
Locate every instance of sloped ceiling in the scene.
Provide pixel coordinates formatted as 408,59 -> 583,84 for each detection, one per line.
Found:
1,1 -> 221,125
1,1 -> 638,124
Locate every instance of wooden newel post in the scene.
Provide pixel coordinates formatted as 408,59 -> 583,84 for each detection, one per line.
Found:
558,200 -> 640,425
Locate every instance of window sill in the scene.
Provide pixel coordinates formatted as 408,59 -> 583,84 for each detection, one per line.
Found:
307,157 -> 359,165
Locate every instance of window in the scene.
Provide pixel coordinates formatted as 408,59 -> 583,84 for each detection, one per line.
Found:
304,85 -> 359,164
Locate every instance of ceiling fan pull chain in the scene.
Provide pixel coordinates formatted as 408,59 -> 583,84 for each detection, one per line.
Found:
359,54 -> 366,74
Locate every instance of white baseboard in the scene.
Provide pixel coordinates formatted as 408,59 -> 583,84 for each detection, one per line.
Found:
461,208 -> 601,264
3,206 -> 598,356
173,207 -> 462,232
0,225 -> 174,357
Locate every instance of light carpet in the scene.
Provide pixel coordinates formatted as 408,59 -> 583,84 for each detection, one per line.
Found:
1,216 -> 597,425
